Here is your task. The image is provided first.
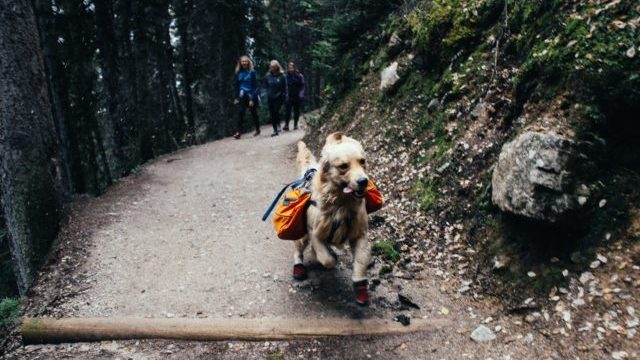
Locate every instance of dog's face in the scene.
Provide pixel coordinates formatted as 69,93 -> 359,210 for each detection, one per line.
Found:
320,132 -> 369,197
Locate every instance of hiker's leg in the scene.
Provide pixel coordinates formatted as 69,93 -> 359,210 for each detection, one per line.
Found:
237,100 -> 247,133
268,100 -> 278,133
293,100 -> 301,128
250,102 -> 260,132
284,101 -> 292,130
274,99 -> 282,131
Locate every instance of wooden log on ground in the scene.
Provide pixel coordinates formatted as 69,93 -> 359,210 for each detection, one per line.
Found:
22,317 -> 449,344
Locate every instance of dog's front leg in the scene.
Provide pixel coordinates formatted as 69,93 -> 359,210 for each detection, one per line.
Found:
350,236 -> 371,306
310,218 -> 337,269
350,237 -> 371,282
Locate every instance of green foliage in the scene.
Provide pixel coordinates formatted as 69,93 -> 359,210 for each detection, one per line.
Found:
267,348 -> 284,360
414,181 -> 438,211
408,0 -> 504,67
0,298 -> 20,328
379,264 -> 393,275
511,1 -> 640,114
307,0 -> 403,94
372,240 -> 400,263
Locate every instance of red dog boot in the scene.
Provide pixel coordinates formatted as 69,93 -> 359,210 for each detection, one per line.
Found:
293,264 -> 307,281
353,279 -> 369,306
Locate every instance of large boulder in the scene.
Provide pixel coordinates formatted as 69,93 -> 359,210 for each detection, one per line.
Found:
492,131 -> 576,222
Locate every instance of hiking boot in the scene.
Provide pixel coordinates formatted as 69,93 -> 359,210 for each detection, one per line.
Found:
254,129 -> 261,136
283,125 -> 290,131
293,125 -> 298,130
353,279 -> 369,306
293,264 -> 307,281
271,131 -> 279,137
233,132 -> 241,139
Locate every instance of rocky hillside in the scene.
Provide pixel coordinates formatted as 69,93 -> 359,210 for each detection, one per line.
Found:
306,0 -> 639,356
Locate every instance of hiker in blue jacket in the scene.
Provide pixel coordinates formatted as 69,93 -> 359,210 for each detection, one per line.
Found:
264,60 -> 288,137
233,55 -> 260,139
284,62 -> 305,131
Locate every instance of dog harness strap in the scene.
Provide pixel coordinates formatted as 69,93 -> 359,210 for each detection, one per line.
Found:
262,168 -> 318,222
261,181 -> 294,221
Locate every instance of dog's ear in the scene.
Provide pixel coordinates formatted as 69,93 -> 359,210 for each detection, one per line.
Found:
326,132 -> 344,145
321,158 -> 331,173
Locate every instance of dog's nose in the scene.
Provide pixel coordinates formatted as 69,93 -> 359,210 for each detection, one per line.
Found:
356,177 -> 368,189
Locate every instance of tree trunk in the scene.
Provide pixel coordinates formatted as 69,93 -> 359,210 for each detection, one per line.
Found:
176,0 -> 195,142
94,0 -> 125,178
0,0 -> 63,294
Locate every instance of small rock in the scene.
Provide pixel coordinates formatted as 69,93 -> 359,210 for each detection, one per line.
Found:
580,272 -> 594,284
626,46 -> 636,58
596,254 -> 608,263
388,32 -> 401,48
590,260 -> 601,269
612,351 -> 628,359
393,314 -> 411,326
380,62 -> 401,90
470,325 -> 497,342
562,269 -> 569,277
427,98 -> 440,110
524,333 -> 534,344
436,162 -> 450,174
599,199 -> 607,208
440,307 -> 450,316
527,271 -> 537,278
578,196 -> 588,206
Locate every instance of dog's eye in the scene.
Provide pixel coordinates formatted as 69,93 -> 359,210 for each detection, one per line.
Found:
359,159 -> 366,165
338,163 -> 349,170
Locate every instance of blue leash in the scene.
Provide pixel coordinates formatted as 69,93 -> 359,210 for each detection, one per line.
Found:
262,168 -> 317,221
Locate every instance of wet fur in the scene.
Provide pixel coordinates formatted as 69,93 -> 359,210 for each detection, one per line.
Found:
294,133 -> 371,282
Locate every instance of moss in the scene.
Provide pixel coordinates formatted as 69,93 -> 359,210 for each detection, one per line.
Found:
408,0 -> 504,68
267,349 -> 285,360
372,240 -> 400,263
379,264 -> 393,276
0,297 -> 20,328
414,180 -> 438,212
510,0 -> 640,122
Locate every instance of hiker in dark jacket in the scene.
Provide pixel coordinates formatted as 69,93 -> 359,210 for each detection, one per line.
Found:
284,62 -> 305,131
264,60 -> 288,136
233,55 -> 260,139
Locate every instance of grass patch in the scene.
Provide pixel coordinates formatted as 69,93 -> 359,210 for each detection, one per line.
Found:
379,264 -> 393,276
267,348 -> 284,360
414,180 -> 438,212
0,298 -> 20,328
372,240 -> 400,263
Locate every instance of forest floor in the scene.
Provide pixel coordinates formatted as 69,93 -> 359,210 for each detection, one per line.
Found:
4,123 -> 566,359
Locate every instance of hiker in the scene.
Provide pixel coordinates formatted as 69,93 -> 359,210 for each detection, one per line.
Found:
233,55 -> 260,139
284,62 -> 305,131
264,60 -> 288,137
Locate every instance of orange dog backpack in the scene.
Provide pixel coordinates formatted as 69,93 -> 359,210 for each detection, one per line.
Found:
262,169 -> 384,240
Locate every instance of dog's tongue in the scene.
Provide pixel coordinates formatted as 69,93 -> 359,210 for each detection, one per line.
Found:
343,187 -> 354,194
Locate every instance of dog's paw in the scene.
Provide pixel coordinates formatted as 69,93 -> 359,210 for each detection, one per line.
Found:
292,264 -> 307,281
353,279 -> 369,306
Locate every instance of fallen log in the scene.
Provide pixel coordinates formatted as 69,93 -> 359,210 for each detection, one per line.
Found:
22,317 -> 448,344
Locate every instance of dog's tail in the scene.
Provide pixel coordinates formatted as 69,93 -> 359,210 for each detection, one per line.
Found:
296,141 -> 317,177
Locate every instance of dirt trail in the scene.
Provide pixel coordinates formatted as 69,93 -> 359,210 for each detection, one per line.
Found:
8,125 -> 560,359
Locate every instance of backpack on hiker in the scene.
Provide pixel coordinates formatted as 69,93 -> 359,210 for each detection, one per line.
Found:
262,169 -> 383,240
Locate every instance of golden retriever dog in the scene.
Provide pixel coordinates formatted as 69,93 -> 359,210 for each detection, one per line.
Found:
293,132 -> 372,306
